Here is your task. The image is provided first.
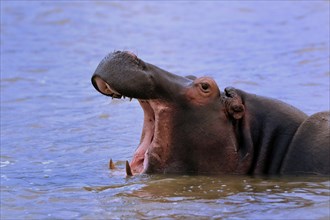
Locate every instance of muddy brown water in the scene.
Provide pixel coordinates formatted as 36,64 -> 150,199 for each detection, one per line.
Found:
1,1 -> 329,219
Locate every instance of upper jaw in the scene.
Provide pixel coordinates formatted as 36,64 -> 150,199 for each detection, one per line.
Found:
92,52 -> 193,101
92,74 -> 151,100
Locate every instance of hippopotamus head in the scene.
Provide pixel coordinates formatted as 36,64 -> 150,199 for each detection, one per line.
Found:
91,51 -> 247,175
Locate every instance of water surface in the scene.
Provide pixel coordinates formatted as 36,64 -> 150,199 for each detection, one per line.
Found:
1,1 -> 329,219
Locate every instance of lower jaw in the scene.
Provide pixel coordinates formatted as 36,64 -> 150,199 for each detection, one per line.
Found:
130,153 -> 146,174
130,144 -> 164,175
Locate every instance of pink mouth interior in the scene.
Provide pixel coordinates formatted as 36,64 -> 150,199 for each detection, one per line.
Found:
93,79 -> 172,175
130,100 -> 155,174
129,99 -> 173,174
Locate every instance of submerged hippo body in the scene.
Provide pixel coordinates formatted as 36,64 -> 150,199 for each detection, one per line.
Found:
91,51 -> 330,176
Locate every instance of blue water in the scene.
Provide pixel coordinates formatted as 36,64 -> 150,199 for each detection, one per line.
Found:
1,1 -> 329,219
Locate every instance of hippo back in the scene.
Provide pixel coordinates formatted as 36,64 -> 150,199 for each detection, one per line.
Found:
281,111 -> 330,175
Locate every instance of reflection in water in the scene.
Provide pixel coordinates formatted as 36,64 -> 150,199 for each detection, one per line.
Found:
88,174 -> 329,219
1,1 -> 329,219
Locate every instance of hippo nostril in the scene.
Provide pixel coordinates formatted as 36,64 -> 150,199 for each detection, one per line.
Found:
125,51 -> 137,59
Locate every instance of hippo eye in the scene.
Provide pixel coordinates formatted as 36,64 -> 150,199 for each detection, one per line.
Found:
200,83 -> 210,92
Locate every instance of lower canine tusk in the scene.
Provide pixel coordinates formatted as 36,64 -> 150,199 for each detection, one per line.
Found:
126,161 -> 133,176
109,159 -> 115,169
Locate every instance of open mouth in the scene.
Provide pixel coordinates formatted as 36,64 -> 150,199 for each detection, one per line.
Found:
93,76 -> 166,176
130,99 -> 156,175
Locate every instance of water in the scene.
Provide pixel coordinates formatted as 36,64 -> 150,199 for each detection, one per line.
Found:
1,1 -> 329,219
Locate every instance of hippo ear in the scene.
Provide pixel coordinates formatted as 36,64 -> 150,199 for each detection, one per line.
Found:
224,87 -> 245,120
229,103 -> 245,120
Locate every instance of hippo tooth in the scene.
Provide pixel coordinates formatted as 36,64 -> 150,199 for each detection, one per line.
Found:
126,161 -> 133,176
109,159 -> 115,169
129,98 -> 133,101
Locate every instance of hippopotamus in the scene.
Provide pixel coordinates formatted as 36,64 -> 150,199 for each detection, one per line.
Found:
91,51 -> 330,176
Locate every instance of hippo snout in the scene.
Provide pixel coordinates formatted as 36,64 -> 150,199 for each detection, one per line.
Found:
91,51 -> 193,100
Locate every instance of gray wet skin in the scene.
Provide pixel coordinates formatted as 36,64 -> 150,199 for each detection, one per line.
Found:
92,51 -> 330,176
